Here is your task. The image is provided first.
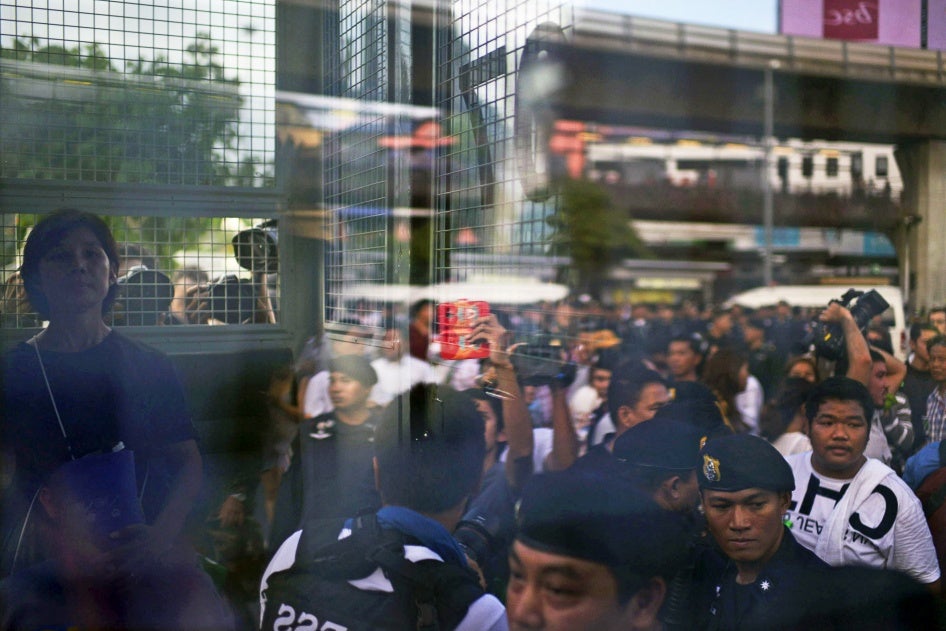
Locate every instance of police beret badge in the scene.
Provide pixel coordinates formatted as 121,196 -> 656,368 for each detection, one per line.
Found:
702,454 -> 721,482
697,434 -> 795,492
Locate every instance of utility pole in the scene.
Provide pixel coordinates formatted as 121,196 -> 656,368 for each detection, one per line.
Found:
762,60 -> 778,287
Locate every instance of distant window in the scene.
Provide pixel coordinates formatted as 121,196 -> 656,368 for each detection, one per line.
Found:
801,155 -> 814,178
876,156 -> 889,178
851,152 -> 863,179
826,157 -> 839,177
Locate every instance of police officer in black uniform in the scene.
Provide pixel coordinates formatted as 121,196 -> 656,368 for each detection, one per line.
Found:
612,417 -> 717,631
696,433 -> 832,631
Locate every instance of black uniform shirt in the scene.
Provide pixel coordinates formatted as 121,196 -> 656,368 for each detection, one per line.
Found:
702,527 -> 832,631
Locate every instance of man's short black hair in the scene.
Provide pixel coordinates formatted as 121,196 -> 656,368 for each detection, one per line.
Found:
927,334 -> 946,355
409,298 -> 433,320
607,363 -> 666,421
375,384 -> 485,514
804,376 -> 875,423
466,386 -> 503,434
910,322 -> 938,342
119,242 -> 158,271
667,333 -> 707,357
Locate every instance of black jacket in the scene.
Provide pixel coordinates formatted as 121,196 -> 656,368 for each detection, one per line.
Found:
700,527 -> 832,631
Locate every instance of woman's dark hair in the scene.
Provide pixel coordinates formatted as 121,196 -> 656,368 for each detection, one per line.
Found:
20,209 -> 121,320
786,355 -> 820,382
701,348 -> 749,432
759,377 -> 815,441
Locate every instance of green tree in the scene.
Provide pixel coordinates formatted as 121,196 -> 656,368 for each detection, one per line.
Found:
0,35 -> 264,273
0,35 -> 248,186
547,178 -> 650,299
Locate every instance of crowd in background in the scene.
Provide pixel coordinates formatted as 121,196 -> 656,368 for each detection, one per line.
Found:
5,213 -> 946,631
227,292 -> 946,628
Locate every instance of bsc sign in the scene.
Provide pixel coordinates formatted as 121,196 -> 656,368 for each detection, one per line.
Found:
823,0 -> 879,41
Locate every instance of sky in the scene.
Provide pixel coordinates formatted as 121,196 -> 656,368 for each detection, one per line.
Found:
581,0 -> 779,33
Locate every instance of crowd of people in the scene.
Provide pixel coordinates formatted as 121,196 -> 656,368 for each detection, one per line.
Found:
251,285 -> 946,629
4,209 -> 946,629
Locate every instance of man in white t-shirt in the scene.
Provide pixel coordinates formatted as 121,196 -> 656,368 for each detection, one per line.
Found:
783,376 -> 940,588
369,328 -> 437,407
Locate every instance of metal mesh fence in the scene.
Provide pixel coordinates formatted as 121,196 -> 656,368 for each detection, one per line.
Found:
0,0 -> 276,187
0,1 -> 279,329
323,0 -> 394,334
434,0 -> 573,338
320,0 -> 576,341
0,212 -> 280,328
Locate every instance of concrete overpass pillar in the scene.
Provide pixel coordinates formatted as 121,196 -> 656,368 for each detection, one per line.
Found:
895,141 -> 946,313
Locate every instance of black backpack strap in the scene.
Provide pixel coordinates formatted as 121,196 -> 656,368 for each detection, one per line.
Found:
368,545 -> 484,631
299,511 -> 403,580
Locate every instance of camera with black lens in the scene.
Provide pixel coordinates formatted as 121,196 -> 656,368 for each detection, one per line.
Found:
453,514 -> 504,572
808,288 -> 890,361
510,335 -> 576,387
114,265 -> 173,326
232,218 -> 278,274
197,275 -> 257,324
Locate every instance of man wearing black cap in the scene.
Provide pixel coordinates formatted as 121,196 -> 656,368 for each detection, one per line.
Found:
269,354 -> 382,550
507,470 -> 689,631
698,433 -> 832,630
613,418 -> 710,631
743,317 -> 782,401
661,380 -> 731,438
613,418 -> 703,515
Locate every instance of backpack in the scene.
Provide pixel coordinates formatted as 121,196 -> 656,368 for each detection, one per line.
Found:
261,513 -> 484,631
915,442 -> 946,576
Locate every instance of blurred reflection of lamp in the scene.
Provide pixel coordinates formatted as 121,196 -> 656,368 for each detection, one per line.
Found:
378,119 -> 455,150
232,218 -> 278,273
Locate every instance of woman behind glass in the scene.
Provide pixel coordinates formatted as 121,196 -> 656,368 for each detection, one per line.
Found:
1,209 -> 230,630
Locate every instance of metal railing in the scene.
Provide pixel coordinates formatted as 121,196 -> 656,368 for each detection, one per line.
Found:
573,10 -> 945,86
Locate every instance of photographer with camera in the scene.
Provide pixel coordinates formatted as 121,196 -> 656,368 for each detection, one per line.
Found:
455,315 -> 581,596
453,315 -> 532,593
816,300 -> 874,384
816,296 -> 913,470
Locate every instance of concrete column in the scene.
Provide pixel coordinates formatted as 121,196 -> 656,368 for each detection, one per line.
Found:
895,140 -> 946,313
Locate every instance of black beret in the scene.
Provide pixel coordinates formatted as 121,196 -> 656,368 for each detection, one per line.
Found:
613,419 -> 703,471
659,381 -> 729,435
328,353 -> 378,387
745,318 -> 767,330
698,433 -> 795,492
516,470 -> 688,575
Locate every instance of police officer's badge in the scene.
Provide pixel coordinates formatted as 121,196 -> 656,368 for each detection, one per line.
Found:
703,454 -> 721,482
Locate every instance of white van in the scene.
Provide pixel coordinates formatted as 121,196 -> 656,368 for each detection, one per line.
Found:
723,285 -> 907,361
